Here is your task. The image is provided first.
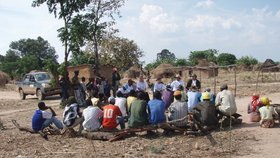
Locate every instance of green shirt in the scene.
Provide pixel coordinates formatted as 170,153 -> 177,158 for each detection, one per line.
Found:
128,99 -> 149,128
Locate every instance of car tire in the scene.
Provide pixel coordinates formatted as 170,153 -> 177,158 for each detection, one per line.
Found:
37,89 -> 45,100
19,89 -> 26,100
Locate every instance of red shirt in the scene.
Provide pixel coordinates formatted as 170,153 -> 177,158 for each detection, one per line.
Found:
102,104 -> 122,129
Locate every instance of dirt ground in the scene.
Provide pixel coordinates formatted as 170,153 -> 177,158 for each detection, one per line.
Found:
1,80 -> 280,157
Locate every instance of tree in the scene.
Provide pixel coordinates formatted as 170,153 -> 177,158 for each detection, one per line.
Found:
32,0 -> 91,68
98,36 -> 143,71
175,58 -> 190,67
188,49 -> 218,66
76,0 -> 125,70
0,37 -> 57,78
237,56 -> 258,66
9,36 -> 57,68
217,53 -> 237,66
69,51 -> 95,66
157,49 -> 176,61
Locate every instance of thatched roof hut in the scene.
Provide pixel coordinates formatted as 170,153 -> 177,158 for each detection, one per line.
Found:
151,64 -> 176,78
192,59 -> 218,78
260,59 -> 279,72
0,71 -> 9,87
67,64 -> 113,83
125,64 -> 142,79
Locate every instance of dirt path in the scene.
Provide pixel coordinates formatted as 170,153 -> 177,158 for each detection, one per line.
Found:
0,90 -> 280,157
235,93 -> 280,158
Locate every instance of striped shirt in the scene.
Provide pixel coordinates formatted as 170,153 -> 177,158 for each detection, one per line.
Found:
82,106 -> 103,131
167,100 -> 188,127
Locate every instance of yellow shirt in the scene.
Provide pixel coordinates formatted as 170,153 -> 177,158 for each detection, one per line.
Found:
127,96 -> 137,109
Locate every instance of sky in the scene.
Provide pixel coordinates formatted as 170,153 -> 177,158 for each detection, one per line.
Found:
0,0 -> 280,64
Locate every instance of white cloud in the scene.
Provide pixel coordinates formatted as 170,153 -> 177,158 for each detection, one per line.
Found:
139,4 -> 178,33
276,10 -> 280,18
195,0 -> 214,9
185,15 -> 241,31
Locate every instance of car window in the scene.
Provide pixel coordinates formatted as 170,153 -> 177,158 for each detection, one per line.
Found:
35,73 -> 51,81
30,75 -> 35,82
23,75 -> 30,82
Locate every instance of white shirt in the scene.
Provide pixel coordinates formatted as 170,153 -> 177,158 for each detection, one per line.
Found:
215,90 -> 237,115
171,80 -> 185,91
137,81 -> 148,91
259,106 -> 275,120
83,106 -> 103,131
42,111 -> 52,119
153,82 -> 166,92
115,97 -> 127,117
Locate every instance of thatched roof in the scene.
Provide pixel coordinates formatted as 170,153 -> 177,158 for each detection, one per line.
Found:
125,64 -> 142,78
0,71 -> 9,86
261,59 -> 277,68
151,63 -> 175,78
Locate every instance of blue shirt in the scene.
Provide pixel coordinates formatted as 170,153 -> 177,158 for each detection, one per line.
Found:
187,91 -> 201,112
32,110 -> 46,132
148,99 -> 166,125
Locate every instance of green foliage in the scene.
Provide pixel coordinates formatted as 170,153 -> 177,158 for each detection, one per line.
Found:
188,49 -> 218,66
43,59 -> 60,86
175,58 -> 190,67
217,53 -> 237,66
69,51 -> 95,66
0,37 -> 57,78
99,36 -> 143,71
157,49 -> 176,61
237,56 -> 258,66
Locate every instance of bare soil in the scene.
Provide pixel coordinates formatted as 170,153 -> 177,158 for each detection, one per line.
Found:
1,78 -> 280,157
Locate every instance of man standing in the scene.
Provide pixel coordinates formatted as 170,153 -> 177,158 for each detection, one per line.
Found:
112,68 -> 121,97
71,70 -> 86,107
137,75 -> 149,92
167,91 -> 188,128
187,86 -> 202,113
148,91 -> 166,125
153,77 -> 165,92
171,74 -> 184,91
186,74 -> 201,91
102,97 -> 125,130
215,84 -> 237,117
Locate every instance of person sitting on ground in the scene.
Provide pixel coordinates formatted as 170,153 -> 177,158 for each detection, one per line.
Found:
215,84 -> 237,118
102,97 -> 125,130
137,75 -> 149,92
187,85 -> 202,113
82,99 -> 103,132
171,74 -> 185,91
127,90 -> 137,110
247,94 -> 262,122
167,91 -> 188,128
200,88 -> 215,104
193,92 -> 218,129
148,91 -> 166,125
63,96 -> 84,134
186,74 -> 201,91
128,91 -> 149,128
259,97 -> 275,128
153,77 -> 166,92
178,85 -> 187,102
162,85 -> 174,110
115,91 -> 128,119
32,102 -> 63,138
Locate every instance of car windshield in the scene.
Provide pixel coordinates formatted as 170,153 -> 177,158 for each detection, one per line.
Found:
34,73 -> 51,81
